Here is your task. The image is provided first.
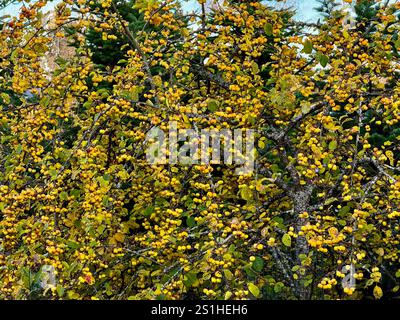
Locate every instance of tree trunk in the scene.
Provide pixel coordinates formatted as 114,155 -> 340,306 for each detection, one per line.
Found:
290,186 -> 313,300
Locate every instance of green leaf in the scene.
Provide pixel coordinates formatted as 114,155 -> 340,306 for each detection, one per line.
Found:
207,99 -> 219,112
223,269 -> 233,280
83,101 -> 92,109
304,278 -> 313,287
338,205 -> 350,216
102,195 -> 109,206
40,96 -> 50,107
251,62 -> 260,74
97,175 -> 110,187
56,285 -> 65,298
183,272 -> 197,288
274,282 -> 285,293
49,169 -> 58,180
329,140 -> 337,151
303,39 -> 313,54
96,88 -> 110,98
248,282 -> 260,297
324,197 -> 336,205
252,257 -> 264,272
15,144 -> 23,154
395,38 -> 400,49
186,216 -> 196,228
71,189 -> 81,198
0,92 -> 10,104
21,267 -> 33,288
282,234 -> 292,247
66,241 -> 80,250
264,23 -> 273,36
59,191 -> 68,201
240,185 -> 253,201
97,225 -> 106,234
144,206 -> 154,217
243,265 -> 257,277
318,53 -> 329,67
10,49 -> 18,63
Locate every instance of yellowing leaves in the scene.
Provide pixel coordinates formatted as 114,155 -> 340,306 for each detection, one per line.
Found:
373,286 -> 383,299
116,169 -> 130,181
282,234 -> 291,247
224,291 -> 233,299
328,140 -> 337,151
112,233 -> 125,243
0,0 -> 399,302
247,282 -> 260,298
0,92 -> 10,104
223,269 -> 233,281
301,101 -> 312,114
239,185 -> 253,201
323,121 -> 339,132
311,144 -> 322,159
251,62 -> 260,75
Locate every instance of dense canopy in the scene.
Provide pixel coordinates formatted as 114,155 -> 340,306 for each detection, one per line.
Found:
0,0 -> 399,300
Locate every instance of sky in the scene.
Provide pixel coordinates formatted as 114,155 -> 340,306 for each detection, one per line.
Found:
181,0 -> 321,22
1,0 -> 322,22
0,0 -> 57,16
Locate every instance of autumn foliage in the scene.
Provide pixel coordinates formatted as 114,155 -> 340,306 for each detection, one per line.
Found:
0,0 -> 399,300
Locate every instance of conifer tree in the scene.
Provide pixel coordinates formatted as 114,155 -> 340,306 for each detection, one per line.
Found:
314,0 -> 341,18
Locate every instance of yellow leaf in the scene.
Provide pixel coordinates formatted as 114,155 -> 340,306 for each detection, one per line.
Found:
240,185 -> 253,201
282,234 -> 291,247
182,114 -> 190,124
248,282 -> 260,297
256,178 -> 268,193
323,122 -> 338,131
225,291 -> 233,299
376,248 -> 384,257
114,233 -> 125,243
311,145 -> 322,159
373,285 -> 383,299
301,101 -> 311,114
223,269 -> 233,280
